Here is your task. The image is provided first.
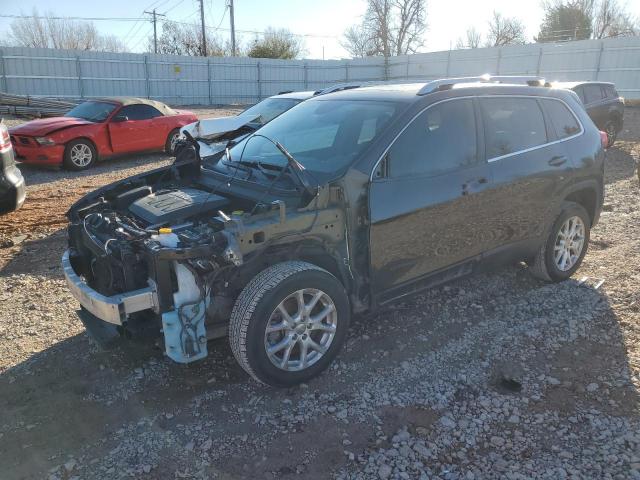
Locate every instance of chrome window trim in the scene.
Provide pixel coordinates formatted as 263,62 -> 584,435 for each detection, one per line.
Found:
370,94 -> 584,180
485,96 -> 584,163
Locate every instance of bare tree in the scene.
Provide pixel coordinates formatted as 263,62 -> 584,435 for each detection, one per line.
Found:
486,11 -> 527,46
341,25 -> 378,57
456,27 -> 482,49
9,9 -> 128,52
342,0 -> 427,57
593,0 -> 639,38
247,28 -> 305,59
153,21 -> 229,56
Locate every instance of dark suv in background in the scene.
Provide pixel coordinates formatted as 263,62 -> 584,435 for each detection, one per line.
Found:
62,76 -> 605,387
555,81 -> 624,147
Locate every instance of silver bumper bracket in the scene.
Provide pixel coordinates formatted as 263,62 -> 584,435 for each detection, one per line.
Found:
62,250 -> 158,325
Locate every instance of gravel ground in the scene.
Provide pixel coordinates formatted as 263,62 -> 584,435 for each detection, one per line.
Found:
0,108 -> 638,480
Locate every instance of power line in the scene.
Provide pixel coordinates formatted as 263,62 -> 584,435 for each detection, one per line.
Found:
0,13 -> 338,39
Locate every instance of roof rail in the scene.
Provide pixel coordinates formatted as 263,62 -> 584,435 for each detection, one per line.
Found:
417,74 -> 548,95
313,82 -> 368,96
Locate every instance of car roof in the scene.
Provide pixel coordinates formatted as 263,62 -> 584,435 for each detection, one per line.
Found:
92,97 -> 177,115
270,91 -> 315,100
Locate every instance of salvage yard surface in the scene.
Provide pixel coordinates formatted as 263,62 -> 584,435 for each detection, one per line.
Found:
1,107 -> 639,480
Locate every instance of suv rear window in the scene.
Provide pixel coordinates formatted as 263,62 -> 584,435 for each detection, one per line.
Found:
480,97 -> 547,159
542,99 -> 581,139
602,85 -> 618,98
388,98 -> 477,178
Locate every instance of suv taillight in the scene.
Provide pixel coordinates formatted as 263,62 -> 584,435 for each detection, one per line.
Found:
599,131 -> 608,149
0,124 -> 11,154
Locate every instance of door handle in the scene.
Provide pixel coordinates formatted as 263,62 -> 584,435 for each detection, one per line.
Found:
548,155 -> 568,166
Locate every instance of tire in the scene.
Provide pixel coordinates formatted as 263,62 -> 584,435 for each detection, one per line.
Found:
229,261 -> 350,387
604,120 -> 618,147
63,139 -> 96,171
165,128 -> 181,155
528,202 -> 591,282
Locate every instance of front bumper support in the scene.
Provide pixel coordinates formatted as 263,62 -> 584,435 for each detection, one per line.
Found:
62,250 -> 159,325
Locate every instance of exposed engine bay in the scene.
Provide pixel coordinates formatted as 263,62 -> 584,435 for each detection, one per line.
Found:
65,148 -> 350,364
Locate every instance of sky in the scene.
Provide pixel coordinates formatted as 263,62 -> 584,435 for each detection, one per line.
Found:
0,0 -> 639,59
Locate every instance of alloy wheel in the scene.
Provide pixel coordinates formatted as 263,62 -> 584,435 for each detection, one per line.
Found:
264,288 -> 337,371
70,143 -> 93,167
553,215 -> 585,271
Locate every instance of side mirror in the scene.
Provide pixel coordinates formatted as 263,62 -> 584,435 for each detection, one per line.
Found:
112,114 -> 128,123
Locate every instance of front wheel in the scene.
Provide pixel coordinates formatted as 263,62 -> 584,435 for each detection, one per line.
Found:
63,139 -> 96,171
528,202 -> 591,282
229,261 -> 350,387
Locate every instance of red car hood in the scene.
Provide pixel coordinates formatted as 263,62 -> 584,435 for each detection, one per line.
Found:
9,117 -> 94,137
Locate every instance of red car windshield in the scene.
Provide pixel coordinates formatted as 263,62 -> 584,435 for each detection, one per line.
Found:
65,101 -> 118,122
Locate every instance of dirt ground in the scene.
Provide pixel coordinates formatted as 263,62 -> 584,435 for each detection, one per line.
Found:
0,107 -> 638,480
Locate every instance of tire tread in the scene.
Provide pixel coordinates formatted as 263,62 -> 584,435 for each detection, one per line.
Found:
228,261 -> 330,384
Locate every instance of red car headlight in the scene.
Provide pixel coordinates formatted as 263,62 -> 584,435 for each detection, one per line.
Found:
35,136 -> 56,146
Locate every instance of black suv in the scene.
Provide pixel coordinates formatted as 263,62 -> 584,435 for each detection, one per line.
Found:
62,76 -> 605,387
555,81 -> 624,147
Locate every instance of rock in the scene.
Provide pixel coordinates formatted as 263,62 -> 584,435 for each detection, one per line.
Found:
378,464 -> 392,479
64,460 -> 76,472
439,416 -> 456,429
490,436 -> 505,447
201,438 -> 213,451
587,383 -> 599,392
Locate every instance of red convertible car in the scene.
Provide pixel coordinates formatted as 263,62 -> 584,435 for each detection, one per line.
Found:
9,98 -> 197,171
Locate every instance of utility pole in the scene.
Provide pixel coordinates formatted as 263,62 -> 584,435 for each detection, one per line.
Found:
228,0 -> 236,56
144,8 -> 165,54
198,0 -> 207,56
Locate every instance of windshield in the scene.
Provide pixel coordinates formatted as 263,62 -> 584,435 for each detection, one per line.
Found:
65,101 -> 118,122
241,98 -> 302,125
228,99 -> 398,175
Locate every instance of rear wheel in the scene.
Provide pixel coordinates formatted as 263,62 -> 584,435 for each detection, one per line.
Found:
528,202 -> 591,282
63,139 -> 96,171
165,128 -> 181,155
604,120 -> 618,147
229,261 -> 350,387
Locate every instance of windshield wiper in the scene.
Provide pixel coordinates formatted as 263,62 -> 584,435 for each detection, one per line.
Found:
273,141 -> 317,201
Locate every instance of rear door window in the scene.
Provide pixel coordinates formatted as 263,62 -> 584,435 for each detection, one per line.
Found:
388,98 -> 477,178
480,97 -> 547,159
583,85 -> 604,104
542,99 -> 581,139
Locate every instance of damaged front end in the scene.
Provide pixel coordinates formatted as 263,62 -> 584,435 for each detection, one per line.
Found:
63,144 -> 350,364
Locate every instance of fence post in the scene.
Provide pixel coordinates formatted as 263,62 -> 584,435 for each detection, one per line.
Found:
345,61 -> 349,82
207,58 -> 212,105
496,48 -> 502,75
303,61 -> 308,89
76,56 -> 84,99
0,49 -> 7,93
406,56 -> 410,81
594,40 -> 605,80
256,61 -> 262,101
384,55 -> 389,81
446,49 -> 451,76
536,47 -> 543,76
144,55 -> 150,99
